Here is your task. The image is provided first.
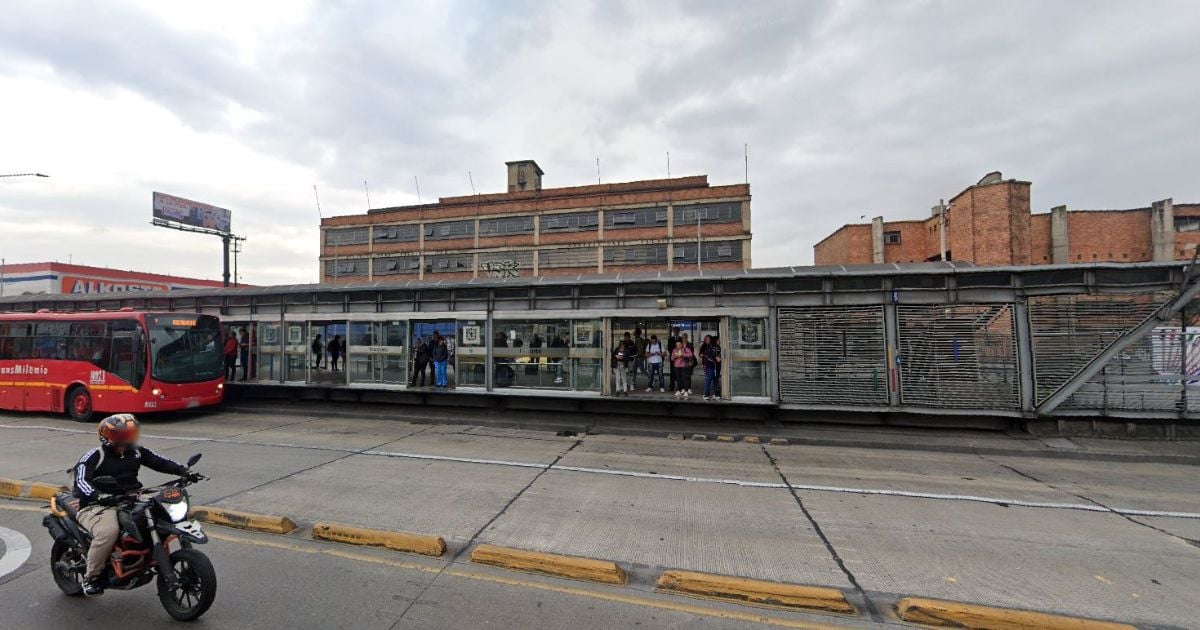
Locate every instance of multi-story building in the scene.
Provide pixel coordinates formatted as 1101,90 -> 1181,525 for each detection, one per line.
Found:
0,261 -> 226,296
814,171 -> 1199,266
319,160 -> 752,283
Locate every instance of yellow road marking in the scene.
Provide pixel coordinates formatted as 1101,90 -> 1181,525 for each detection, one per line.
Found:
206,530 -> 847,629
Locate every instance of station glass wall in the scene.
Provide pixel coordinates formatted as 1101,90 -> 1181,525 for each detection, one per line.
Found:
491,319 -> 603,392
729,317 -> 769,397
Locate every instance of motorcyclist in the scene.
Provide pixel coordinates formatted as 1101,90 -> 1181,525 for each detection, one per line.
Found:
72,414 -> 195,597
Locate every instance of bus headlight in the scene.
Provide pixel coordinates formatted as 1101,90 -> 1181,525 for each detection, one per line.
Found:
151,388 -> 162,397
217,383 -> 224,391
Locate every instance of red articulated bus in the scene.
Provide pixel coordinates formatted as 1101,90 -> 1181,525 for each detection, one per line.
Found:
0,310 -> 225,421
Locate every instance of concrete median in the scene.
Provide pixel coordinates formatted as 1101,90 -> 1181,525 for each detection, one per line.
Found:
190,506 -> 298,534
312,522 -> 446,557
469,544 -> 627,585
895,597 -> 1136,630
27,482 -> 67,500
0,477 -> 66,500
0,478 -> 24,498
655,570 -> 854,615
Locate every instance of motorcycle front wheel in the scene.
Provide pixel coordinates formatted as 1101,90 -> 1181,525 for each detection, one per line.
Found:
157,548 -> 217,621
50,540 -> 85,596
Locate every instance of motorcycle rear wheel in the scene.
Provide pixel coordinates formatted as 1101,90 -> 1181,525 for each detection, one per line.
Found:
50,540 -> 85,596
157,548 -> 217,621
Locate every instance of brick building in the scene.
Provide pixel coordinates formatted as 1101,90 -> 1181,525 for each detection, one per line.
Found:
814,171 -> 1199,266
319,160 -> 752,283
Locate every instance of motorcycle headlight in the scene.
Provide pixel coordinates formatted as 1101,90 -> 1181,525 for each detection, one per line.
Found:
164,500 -> 189,523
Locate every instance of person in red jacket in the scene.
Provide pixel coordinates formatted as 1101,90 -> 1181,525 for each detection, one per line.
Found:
222,331 -> 238,380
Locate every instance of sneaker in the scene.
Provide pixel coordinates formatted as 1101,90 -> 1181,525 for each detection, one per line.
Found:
703,395 -> 710,401
82,578 -> 104,597
683,391 -> 690,399
674,390 -> 681,397
660,388 -> 665,393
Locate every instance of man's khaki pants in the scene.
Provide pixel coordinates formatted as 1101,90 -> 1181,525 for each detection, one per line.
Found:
76,504 -> 119,579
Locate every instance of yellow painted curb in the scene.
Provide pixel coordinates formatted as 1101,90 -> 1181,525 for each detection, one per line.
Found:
655,570 -> 855,615
743,436 -> 761,444
769,437 -> 789,446
716,435 -> 735,442
190,506 -> 298,534
27,482 -> 67,500
470,544 -> 627,585
312,522 -> 446,557
895,597 -> 1136,630
0,478 -> 23,498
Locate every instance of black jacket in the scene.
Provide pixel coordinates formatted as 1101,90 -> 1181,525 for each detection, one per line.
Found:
431,342 -> 449,362
73,445 -> 189,508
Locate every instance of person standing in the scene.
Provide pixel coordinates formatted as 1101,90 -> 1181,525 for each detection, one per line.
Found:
238,328 -> 251,382
671,339 -> 694,398
311,334 -> 324,369
666,326 -> 682,392
632,328 -> 646,390
327,335 -> 342,371
644,334 -> 665,392
431,333 -> 449,387
410,336 -> 430,387
223,330 -> 238,380
612,333 -> 632,396
700,334 -> 722,401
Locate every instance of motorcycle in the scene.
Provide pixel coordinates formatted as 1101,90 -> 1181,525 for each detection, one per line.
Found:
42,453 -> 217,621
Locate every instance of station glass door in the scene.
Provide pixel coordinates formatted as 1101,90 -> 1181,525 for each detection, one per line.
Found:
307,320 -> 347,385
346,320 -> 408,385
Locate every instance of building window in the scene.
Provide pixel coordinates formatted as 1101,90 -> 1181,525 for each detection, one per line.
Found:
324,259 -> 367,276
479,216 -> 535,236
373,224 -> 420,243
604,244 -> 667,266
424,220 -> 475,240
326,227 -> 369,246
1175,217 -> 1200,232
424,253 -> 474,273
605,207 -> 667,230
541,212 -> 599,232
539,247 -> 598,269
373,256 -> 419,275
884,231 -> 902,244
674,241 -> 744,264
673,202 -> 742,225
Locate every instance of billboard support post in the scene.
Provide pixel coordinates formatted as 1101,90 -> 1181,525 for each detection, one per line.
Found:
222,235 -> 231,288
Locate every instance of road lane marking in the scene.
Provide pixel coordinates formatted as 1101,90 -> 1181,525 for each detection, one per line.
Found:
4,424 -> 1199,521
0,525 -> 32,580
205,530 -> 843,629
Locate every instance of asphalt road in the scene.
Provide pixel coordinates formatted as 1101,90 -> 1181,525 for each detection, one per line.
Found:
1,406 -> 1198,629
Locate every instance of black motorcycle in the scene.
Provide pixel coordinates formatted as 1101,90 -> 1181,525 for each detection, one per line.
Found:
43,453 -> 217,621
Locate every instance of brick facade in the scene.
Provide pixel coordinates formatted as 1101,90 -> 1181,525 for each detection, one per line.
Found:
814,171 -> 1198,267
320,160 -> 752,283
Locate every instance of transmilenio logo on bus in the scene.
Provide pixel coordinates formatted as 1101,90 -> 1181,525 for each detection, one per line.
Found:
0,364 -> 50,376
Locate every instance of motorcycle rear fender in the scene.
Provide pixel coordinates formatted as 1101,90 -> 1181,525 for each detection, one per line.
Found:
42,514 -> 71,544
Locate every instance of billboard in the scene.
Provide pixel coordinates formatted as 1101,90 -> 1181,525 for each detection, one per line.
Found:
152,192 -> 232,234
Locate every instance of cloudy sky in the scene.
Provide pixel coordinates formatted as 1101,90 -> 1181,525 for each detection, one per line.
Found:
1,0 -> 1198,285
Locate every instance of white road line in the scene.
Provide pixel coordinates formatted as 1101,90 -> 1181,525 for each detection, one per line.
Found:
0,526 -> 32,580
4,424 -> 1199,520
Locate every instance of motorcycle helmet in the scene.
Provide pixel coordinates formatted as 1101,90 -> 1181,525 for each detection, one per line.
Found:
98,413 -> 140,450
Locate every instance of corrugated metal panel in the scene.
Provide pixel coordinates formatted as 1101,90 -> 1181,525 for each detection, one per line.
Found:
897,304 -> 1018,409
1029,293 -> 1172,405
777,306 -> 888,405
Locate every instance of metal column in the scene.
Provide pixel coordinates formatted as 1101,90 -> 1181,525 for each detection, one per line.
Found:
1013,299 -> 1036,413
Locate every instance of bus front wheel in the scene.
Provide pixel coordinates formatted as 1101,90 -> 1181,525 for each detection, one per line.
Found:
66,386 -> 93,423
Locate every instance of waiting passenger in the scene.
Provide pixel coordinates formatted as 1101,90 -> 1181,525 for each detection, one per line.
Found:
666,326 -> 683,391
632,328 -> 646,389
224,331 -> 238,380
311,334 -> 324,369
700,334 -> 722,401
611,332 -> 634,396
327,335 -> 343,372
644,334 -> 665,393
431,333 -> 450,388
410,336 -> 430,387
671,340 -> 694,399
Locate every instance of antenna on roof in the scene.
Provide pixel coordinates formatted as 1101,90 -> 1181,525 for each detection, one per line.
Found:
468,171 -> 476,195
414,176 -> 421,203
666,151 -> 671,178
363,181 -> 372,211
744,143 -> 749,184
596,157 -> 600,184
313,185 -> 323,219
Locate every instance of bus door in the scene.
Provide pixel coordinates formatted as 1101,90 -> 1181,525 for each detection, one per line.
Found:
110,331 -> 140,388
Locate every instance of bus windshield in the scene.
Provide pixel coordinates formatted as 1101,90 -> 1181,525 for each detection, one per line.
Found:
146,315 -> 224,383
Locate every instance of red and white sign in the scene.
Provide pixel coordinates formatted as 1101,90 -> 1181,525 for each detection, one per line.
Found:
62,276 -> 171,294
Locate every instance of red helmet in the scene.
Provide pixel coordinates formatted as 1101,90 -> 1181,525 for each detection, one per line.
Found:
98,414 -> 140,449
